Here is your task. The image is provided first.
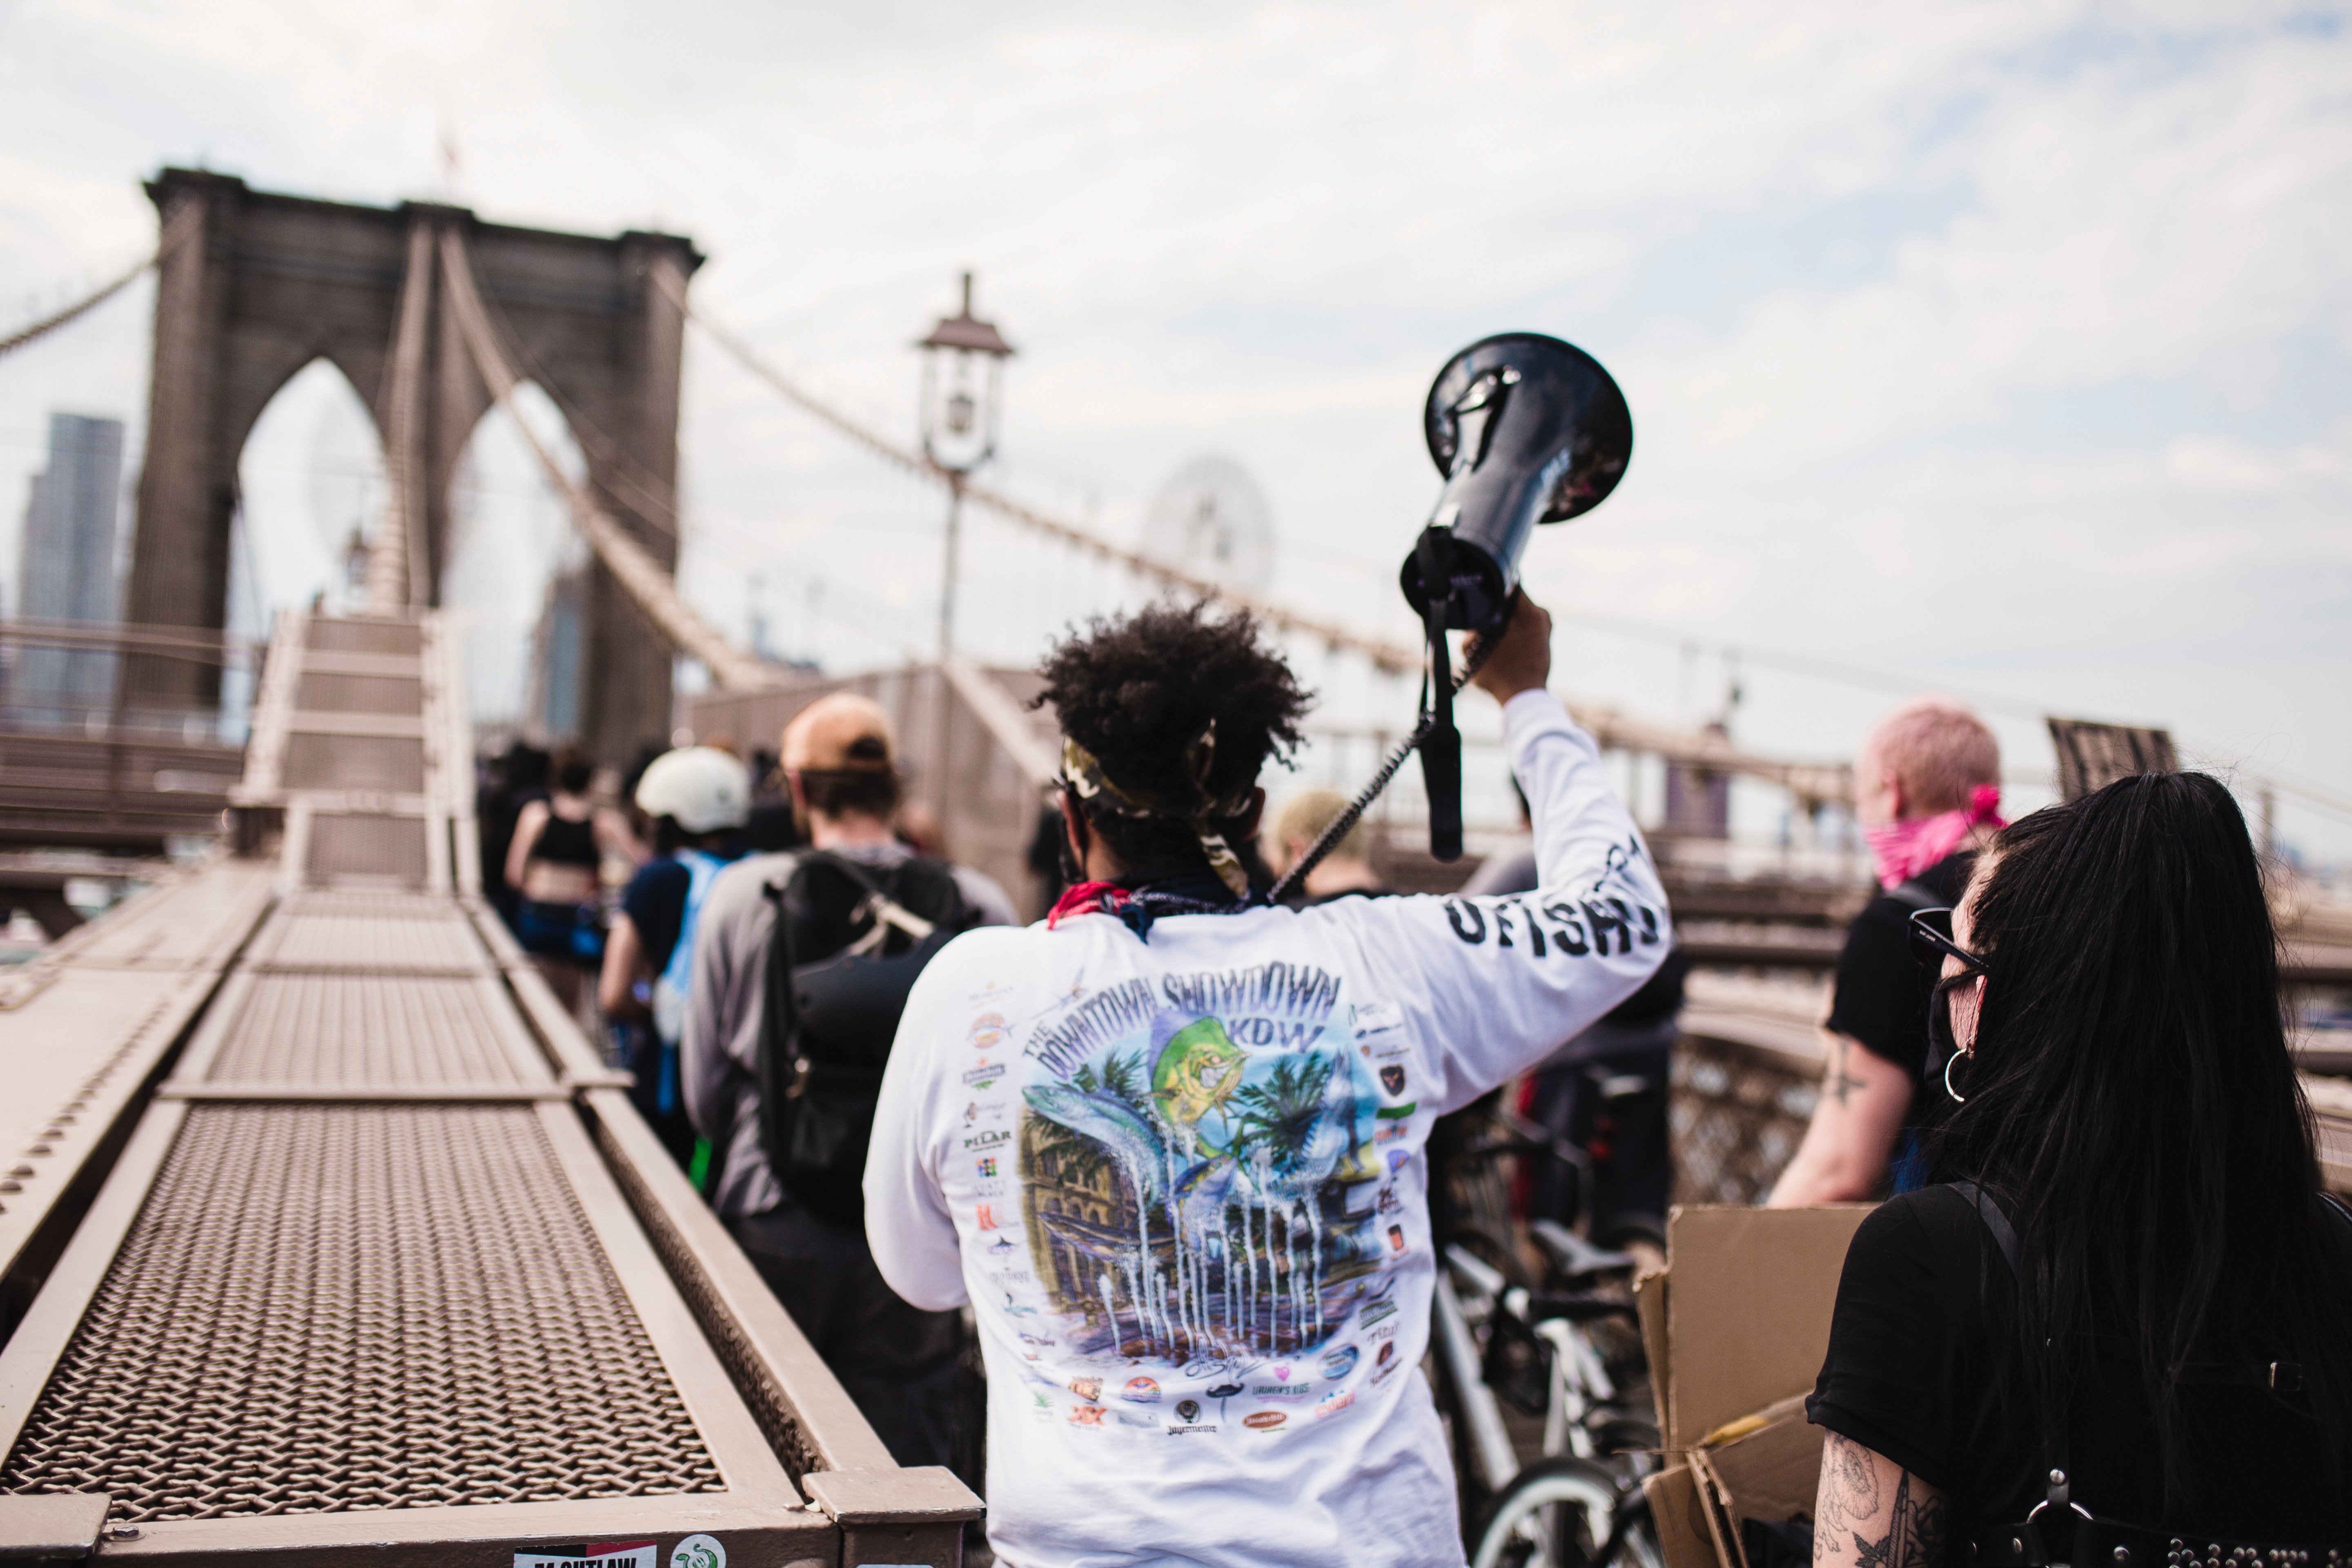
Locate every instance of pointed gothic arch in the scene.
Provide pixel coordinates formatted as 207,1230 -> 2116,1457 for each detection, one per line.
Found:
125,169 -> 700,761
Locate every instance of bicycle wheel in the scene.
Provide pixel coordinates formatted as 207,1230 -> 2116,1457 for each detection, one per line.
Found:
1468,1455 -> 1625,1568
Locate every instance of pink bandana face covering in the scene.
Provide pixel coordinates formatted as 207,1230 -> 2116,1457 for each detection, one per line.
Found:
1863,784 -> 2007,889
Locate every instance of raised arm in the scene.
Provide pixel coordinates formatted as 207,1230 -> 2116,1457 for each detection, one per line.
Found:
1345,593 -> 1673,1109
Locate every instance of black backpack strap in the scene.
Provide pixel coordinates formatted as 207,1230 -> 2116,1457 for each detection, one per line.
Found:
757,854 -> 810,1134
1886,877 -> 1948,913
1947,1179 -> 2020,1275
2321,1191 -> 2352,1249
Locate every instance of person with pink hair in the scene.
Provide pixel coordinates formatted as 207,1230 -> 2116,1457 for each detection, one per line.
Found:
1769,697 -> 2005,1205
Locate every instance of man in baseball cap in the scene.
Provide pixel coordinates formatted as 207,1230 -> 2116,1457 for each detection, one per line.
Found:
684,691 -> 1015,1466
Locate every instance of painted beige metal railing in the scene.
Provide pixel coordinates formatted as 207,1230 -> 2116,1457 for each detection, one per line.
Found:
0,613 -> 980,1567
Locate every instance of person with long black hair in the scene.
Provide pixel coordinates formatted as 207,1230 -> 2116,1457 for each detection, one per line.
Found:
1808,771 -> 2352,1559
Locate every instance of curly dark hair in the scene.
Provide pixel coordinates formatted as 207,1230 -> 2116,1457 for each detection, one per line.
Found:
1033,601 -> 1312,876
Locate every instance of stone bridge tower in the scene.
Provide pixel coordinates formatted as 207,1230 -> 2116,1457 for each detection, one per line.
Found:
126,168 -> 701,761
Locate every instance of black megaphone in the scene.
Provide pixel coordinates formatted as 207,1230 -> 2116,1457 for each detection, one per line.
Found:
1396,333 -> 1633,861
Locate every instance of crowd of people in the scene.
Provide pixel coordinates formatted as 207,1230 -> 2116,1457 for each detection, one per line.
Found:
477,589 -> 2348,1565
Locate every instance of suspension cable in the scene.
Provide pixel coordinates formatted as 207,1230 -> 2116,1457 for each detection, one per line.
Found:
437,227 -> 777,692
0,202 -> 201,361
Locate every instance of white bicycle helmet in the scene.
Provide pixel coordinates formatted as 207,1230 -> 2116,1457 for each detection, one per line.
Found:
634,746 -> 750,834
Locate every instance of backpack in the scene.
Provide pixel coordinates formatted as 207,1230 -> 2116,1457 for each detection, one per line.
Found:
756,850 -> 984,1225
1948,1181 -> 2352,1561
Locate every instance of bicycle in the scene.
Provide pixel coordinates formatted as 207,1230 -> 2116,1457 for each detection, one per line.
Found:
1427,1098 -> 1665,1568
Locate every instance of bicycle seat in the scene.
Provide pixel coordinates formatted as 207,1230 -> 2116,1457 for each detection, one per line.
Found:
1532,1218 -> 1634,1278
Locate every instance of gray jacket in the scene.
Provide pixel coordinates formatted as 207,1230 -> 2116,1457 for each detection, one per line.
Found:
682,842 -> 1016,1221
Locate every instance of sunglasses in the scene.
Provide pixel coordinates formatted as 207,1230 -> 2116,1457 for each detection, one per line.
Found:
1908,906 -> 1991,974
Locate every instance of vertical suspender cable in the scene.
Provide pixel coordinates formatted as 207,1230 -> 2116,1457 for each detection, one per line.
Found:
364,221 -> 434,616
435,227 -> 777,693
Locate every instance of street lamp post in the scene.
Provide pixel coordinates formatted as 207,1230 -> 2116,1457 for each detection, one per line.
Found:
916,272 -> 1015,662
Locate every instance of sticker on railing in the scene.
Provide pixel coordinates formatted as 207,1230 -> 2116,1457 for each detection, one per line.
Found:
516,1544 -> 658,1568
670,1535 -> 726,1568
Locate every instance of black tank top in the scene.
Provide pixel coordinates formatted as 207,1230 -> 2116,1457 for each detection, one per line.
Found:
533,811 -> 599,870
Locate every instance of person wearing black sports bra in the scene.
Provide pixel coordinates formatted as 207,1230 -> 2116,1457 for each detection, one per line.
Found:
506,748 -> 620,1011
1808,772 -> 2352,1561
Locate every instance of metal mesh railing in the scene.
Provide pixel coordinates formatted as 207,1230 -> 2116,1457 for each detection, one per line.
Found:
307,814 -> 428,886
205,976 -> 538,1087
295,671 -> 424,715
1,1104 -> 722,1519
1669,1033 -> 1816,1205
251,912 -> 482,973
283,733 -> 426,794
278,890 -> 464,922
305,621 -> 422,658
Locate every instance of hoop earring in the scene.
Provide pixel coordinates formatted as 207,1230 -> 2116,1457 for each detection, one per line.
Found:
1944,1049 -> 1971,1105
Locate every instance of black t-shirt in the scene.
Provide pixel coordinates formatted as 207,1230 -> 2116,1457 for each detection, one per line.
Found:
1809,1186 -> 2350,1541
1825,851 -> 1974,1090
621,858 -> 695,978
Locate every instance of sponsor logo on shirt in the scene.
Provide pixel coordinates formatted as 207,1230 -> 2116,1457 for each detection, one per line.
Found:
1376,1185 -> 1401,1215
1069,1377 -> 1103,1403
1368,1322 -> 1397,1344
1176,1399 -> 1201,1423
1314,1389 -> 1356,1420
975,1205 -> 1000,1231
1374,1102 -> 1417,1120
1121,1377 -> 1160,1404
1069,1405 -> 1105,1428
987,1235 -> 1019,1254
1351,1001 -> 1403,1037
962,1128 -> 1011,1151
964,1058 -> 1005,1088
1249,1383 -> 1310,1401
1207,1382 -> 1244,1401
1375,1121 -> 1410,1143
976,1156 -> 998,1179
1179,1357 -> 1229,1379
1388,1225 -> 1407,1254
1113,1410 -> 1160,1429
1319,1344 -> 1359,1379
1379,1064 -> 1408,1095
1243,1411 -> 1286,1431
970,1013 -> 1009,1051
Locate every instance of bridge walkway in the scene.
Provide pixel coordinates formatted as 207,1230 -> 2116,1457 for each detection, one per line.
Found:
0,611 -> 979,1568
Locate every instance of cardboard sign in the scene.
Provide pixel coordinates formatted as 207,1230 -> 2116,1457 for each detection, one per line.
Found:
1642,1204 -> 1874,1568
1661,1204 -> 1869,1451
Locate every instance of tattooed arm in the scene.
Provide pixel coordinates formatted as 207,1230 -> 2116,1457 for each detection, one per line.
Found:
1814,1432 -> 1949,1568
1766,1032 -> 1913,1206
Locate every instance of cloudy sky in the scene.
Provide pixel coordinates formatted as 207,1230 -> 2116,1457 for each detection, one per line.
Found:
1,0 -> 2346,858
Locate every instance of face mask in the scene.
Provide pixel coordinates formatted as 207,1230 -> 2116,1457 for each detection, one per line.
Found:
1865,784 -> 2007,889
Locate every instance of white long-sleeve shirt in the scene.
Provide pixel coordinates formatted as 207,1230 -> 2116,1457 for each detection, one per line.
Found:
864,689 -> 1671,1568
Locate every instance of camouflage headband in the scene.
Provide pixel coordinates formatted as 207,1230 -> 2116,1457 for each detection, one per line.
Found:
1060,719 -> 1254,898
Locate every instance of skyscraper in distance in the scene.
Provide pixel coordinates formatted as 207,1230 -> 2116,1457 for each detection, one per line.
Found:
11,412 -> 125,722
